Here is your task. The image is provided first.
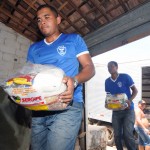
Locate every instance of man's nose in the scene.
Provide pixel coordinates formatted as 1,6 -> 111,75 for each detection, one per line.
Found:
41,19 -> 46,25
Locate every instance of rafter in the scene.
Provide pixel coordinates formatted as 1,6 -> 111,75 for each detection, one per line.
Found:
67,0 -> 96,31
0,0 -> 147,41
0,7 -> 42,40
118,0 -> 129,12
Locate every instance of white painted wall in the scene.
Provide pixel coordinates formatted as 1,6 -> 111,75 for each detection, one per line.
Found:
0,22 -> 32,82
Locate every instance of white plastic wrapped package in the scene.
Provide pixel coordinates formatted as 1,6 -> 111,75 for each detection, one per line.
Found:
105,93 -> 128,111
0,63 -> 67,111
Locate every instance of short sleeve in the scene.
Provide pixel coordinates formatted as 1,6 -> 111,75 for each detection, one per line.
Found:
126,74 -> 134,87
75,34 -> 89,57
26,45 -> 34,63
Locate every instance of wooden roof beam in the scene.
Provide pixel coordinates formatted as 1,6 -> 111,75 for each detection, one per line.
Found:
0,16 -> 36,41
4,1 -> 37,27
90,0 -> 110,22
118,0 -> 129,12
23,0 -> 37,13
67,0 -> 96,31
0,7 -> 42,40
6,0 -> 21,24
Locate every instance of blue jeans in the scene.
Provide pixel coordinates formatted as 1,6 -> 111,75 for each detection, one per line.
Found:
134,126 -> 150,146
31,102 -> 83,150
112,109 -> 136,150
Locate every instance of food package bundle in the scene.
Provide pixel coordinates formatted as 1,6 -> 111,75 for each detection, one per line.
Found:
0,63 -> 67,111
105,93 -> 128,111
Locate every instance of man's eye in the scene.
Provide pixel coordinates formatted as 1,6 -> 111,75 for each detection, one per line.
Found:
37,19 -> 41,23
45,16 -> 49,19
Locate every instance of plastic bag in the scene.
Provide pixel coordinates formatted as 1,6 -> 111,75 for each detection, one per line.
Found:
105,93 -> 128,111
0,62 -> 67,111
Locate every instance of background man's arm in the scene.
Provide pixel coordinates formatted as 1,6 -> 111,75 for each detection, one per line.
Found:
129,85 -> 138,101
126,85 -> 138,109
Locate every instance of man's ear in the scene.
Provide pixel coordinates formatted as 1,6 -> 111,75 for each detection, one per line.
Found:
57,15 -> 61,25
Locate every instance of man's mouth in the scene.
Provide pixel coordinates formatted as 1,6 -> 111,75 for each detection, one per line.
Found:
41,26 -> 48,31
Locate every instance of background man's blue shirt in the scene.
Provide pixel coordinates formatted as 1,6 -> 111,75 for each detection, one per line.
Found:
105,73 -> 135,109
27,33 -> 89,102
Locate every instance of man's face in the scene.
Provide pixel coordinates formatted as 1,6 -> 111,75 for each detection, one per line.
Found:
107,63 -> 118,74
36,7 -> 60,37
139,102 -> 146,110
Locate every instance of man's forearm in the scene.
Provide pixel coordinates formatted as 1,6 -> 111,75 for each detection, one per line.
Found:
129,86 -> 138,101
129,94 -> 137,101
75,64 -> 95,84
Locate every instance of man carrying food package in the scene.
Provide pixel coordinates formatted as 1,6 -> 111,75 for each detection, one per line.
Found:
26,4 -> 95,150
105,61 -> 138,150
0,4 -> 95,150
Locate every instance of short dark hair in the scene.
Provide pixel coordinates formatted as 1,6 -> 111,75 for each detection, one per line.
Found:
108,61 -> 118,67
138,100 -> 146,104
37,4 -> 58,17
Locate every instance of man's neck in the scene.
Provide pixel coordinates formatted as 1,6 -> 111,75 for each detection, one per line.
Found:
111,73 -> 118,80
45,32 -> 61,43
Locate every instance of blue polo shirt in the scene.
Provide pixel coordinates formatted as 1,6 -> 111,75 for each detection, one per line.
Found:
105,73 -> 135,109
27,33 -> 89,102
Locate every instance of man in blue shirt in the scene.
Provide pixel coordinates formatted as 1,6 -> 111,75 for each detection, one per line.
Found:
27,4 -> 95,150
105,61 -> 138,150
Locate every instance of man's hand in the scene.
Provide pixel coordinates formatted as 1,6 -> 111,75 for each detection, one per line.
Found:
59,76 -> 74,104
125,100 -> 131,109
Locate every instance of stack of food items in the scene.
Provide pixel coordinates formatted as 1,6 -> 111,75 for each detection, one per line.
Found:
0,63 -> 67,111
105,93 -> 128,111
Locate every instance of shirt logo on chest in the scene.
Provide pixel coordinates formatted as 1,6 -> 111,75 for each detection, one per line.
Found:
57,45 -> 66,56
117,82 -> 122,87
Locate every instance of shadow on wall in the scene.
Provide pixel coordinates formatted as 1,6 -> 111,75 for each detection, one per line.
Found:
0,87 -> 31,150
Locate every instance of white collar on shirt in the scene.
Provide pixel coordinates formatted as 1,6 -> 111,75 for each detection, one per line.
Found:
44,33 -> 62,45
110,74 -> 119,82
